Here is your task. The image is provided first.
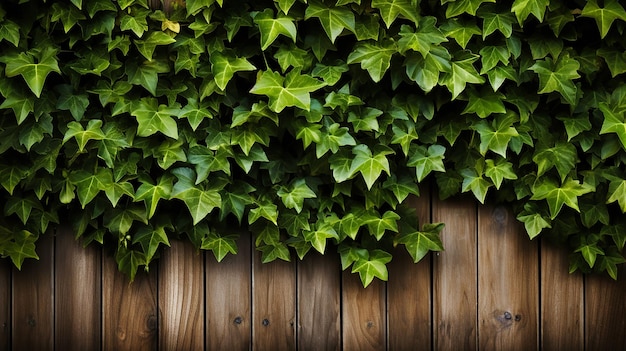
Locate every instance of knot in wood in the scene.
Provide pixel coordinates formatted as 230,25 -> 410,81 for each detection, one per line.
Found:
493,207 -> 507,225
515,314 -> 522,322
27,316 -> 36,328
147,314 -> 157,331
366,321 -> 374,329
503,311 -> 512,320
262,318 -> 270,327
233,316 -> 243,325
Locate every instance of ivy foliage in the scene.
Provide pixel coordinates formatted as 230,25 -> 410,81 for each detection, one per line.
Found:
0,0 -> 626,285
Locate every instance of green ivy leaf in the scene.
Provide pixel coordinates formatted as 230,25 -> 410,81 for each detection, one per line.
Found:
575,236 -> 604,268
0,90 -> 35,124
531,178 -> 593,219
1,47 -> 60,98
130,98 -> 179,139
597,48 -> 626,77
351,249 -> 392,287
371,0 -> 420,28
171,168 -> 222,224
397,18 -> 447,57
134,173 -> 174,219
349,144 -> 393,190
478,7 -> 515,39
599,102 -> 626,149
202,232 -> 238,262
63,120 -> 106,152
250,70 -> 326,112
304,223 -> 339,254
347,39 -> 397,82
277,178 -> 317,213
69,168 -> 114,209
258,241 -> 291,263
0,19 -> 20,46
607,180 -> 626,212
365,210 -> 400,240
4,230 -> 39,270
133,223 -> 171,264
580,0 -> 626,39
103,206 -> 148,235
210,52 -> 256,90
472,112 -> 519,157
460,168 -> 492,204
532,141 -> 577,182
441,19 -> 481,49
407,144 -> 446,182
485,158 -> 517,189
445,0 -> 495,18
529,53 -> 580,105
441,51 -> 484,99
395,222 -> 444,263
5,195 -> 41,225
252,8 -> 297,50
134,31 -> 176,60
462,87 -> 506,118
511,0 -> 549,24
517,203 -> 551,239
305,0 -> 355,43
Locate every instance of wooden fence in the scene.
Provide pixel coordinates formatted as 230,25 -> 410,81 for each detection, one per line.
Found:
2,190 -> 626,350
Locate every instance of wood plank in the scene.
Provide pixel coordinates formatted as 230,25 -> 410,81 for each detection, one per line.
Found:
342,272 -> 386,350
159,240 -> 204,350
55,228 -> 101,351
252,247 -> 296,350
0,256 -> 10,350
103,254 -> 158,351
432,196 -> 478,350
585,274 -> 626,350
12,232 -> 54,350
387,191 -> 432,350
540,240 -> 583,350
477,205 -> 539,350
297,251 -> 341,351
205,234 -> 251,351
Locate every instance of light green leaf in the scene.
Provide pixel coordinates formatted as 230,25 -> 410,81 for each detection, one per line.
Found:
347,107 -> 382,132
607,180 -> 626,212
529,53 -> 580,106
347,39 -> 397,82
252,8 -> 297,50
0,90 -> 34,124
1,47 -> 60,98
133,224 -> 171,263
130,98 -> 179,139
201,232 -> 238,261
581,0 -> 626,39
478,7 -> 515,39
532,141 -> 578,182
511,0 -> 549,24
441,19 -> 481,49
472,112 -> 519,157
531,178 -> 593,219
407,144 -> 446,182
311,62 -> 349,85
597,48 -> 626,77
304,223 -> 339,254
104,181 -> 135,207
445,0 -> 495,18
383,175 -> 420,203
395,222 -> 444,262
125,59 -> 170,96
462,87 -> 506,118
63,120 -> 106,152
134,31 -> 176,61
220,181 -> 255,223
250,70 -> 326,112
349,145 -> 393,190
0,19 -> 20,46
103,206 -> 148,235
460,168 -> 492,204
485,158 -> 517,189
210,52 -> 256,90
479,45 -> 509,74
516,203 -> 551,239
365,210 -> 400,240
599,102 -> 626,149
258,242 -> 291,263
134,174 -> 174,219
371,0 -> 420,28
441,52 -> 484,99
351,249 -> 392,287
305,1 -> 355,43
575,239 -> 604,268
4,230 -> 39,270
171,168 -> 222,224
249,199 -> 279,225
277,179 -> 317,213
179,98 -> 214,131
69,168 -> 114,208
4,196 -> 41,224
397,18 -> 447,57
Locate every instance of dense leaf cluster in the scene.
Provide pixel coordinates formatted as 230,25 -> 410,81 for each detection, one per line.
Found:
0,0 -> 625,285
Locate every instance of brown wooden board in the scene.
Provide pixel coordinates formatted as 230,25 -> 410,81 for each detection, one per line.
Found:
387,191 -> 432,350
477,205 -> 539,350
432,196 -> 478,350
297,251 -> 341,350
159,240 -> 204,350
102,254 -> 158,351
540,241 -> 583,350
585,274 -> 626,349
205,234 -> 251,351
342,272 -> 386,350
12,233 -> 54,350
0,256 -> 10,350
252,247 -> 296,350
55,228 -> 101,351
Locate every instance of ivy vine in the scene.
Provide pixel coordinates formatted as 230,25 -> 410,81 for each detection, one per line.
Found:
1,0 -> 625,286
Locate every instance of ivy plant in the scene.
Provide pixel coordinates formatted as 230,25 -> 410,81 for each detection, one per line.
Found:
1,0 -> 625,286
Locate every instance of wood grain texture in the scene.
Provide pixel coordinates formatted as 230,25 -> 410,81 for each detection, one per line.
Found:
12,233 -> 54,350
342,272 -> 386,351
387,191 -> 432,350
55,229 -> 101,351
585,274 -> 626,350
0,256 -> 10,350
432,195 -> 478,350
206,234 -> 251,351
540,241 -> 583,350
159,240 -> 204,350
252,248 -> 296,351
297,252 -> 341,351
477,205 -> 539,351
103,254 -> 158,351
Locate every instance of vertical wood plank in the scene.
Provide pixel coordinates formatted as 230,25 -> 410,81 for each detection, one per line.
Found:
540,241 -> 583,350
206,234 -> 251,351
432,196 -> 477,350
252,249 -> 296,350
159,240 -> 204,350
103,255 -> 158,351
0,257 -> 10,350
585,274 -> 626,350
388,191 -> 432,350
12,233 -> 54,350
342,272 -> 386,350
477,205 -> 539,350
297,252 -> 341,351
55,228 -> 101,351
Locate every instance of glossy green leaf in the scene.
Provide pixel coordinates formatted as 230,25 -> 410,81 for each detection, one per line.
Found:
511,0 -> 549,24
349,145 -> 393,189
130,98 -> 179,139
397,18 -> 447,57
440,52 -> 484,99
4,230 -> 39,270
472,112 -> 519,157
171,168 -> 221,224
69,168 -> 114,209
202,232 -> 238,261
581,0 -> 626,39
531,178 -> 593,219
211,52 -> 256,90
277,179 -> 317,213
529,53 -> 580,105
250,70 -> 326,112
351,249 -> 392,287
134,31 -> 176,60
371,0 -> 420,28
460,168 -> 492,204
396,222 -> 444,262
347,39 -> 397,82
305,1 -> 355,43
407,144 -> 446,182
252,8 -> 297,50
1,47 -> 60,98
63,120 -> 106,152
134,174 -> 174,219
133,224 -> 171,263
485,158 -> 517,189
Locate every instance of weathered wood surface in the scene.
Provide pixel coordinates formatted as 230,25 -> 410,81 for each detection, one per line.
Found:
2,197 -> 626,350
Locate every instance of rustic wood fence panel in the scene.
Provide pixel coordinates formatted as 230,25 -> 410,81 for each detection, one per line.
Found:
2,195 -> 626,350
